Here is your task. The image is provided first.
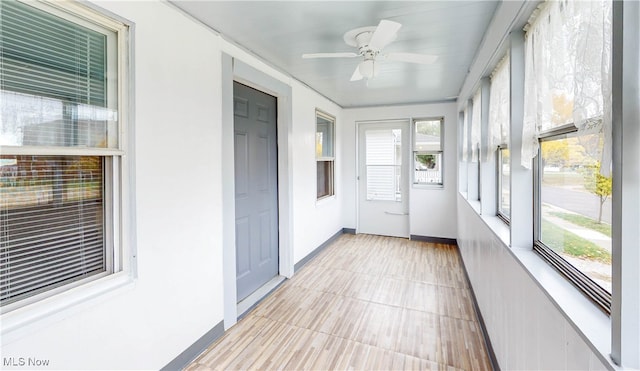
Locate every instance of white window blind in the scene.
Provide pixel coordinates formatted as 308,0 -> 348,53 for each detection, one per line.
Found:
366,129 -> 401,201
0,156 -> 106,305
0,0 -> 118,149
0,0 -> 119,308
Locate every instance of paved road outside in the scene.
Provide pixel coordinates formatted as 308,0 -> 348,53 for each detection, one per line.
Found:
541,185 -> 612,224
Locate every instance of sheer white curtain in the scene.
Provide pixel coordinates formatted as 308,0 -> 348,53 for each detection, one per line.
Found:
522,0 -> 612,173
462,107 -> 469,161
471,89 -> 481,162
488,55 -> 510,162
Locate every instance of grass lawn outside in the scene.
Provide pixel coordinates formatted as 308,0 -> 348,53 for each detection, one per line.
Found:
542,171 -> 584,187
549,211 -> 612,237
541,218 -> 612,264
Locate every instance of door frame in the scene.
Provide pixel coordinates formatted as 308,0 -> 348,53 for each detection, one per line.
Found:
221,54 -> 294,329
355,119 -> 411,237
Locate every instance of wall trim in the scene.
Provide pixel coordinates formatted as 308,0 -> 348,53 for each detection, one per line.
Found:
161,321 -> 224,371
342,228 -> 356,235
454,242 -> 501,371
294,229 -> 343,273
410,235 -> 457,245
221,53 -> 294,330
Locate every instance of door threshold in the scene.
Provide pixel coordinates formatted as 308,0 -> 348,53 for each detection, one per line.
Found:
237,275 -> 286,319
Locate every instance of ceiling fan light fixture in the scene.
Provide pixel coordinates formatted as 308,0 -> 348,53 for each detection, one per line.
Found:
359,59 -> 377,79
303,19 -> 437,83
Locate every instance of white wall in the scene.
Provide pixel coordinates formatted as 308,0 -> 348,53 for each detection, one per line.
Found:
1,2 -> 344,369
290,83 -> 343,263
341,103 -> 458,239
3,2 -> 225,369
457,197 -> 609,370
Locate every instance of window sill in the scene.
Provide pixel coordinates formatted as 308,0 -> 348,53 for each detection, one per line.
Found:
459,197 -> 618,370
1,272 -> 135,345
412,183 -> 444,190
466,198 -> 481,214
508,246 -> 617,370
481,214 -> 511,247
316,194 -> 336,206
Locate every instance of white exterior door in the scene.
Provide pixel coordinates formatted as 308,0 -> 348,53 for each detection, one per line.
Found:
358,120 -> 410,238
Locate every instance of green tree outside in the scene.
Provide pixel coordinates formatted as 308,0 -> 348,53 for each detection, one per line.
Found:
582,162 -> 612,224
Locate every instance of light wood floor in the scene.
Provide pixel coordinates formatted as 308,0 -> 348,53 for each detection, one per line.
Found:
186,234 -> 492,371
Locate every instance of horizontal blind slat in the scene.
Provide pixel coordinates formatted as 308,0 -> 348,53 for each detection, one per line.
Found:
2,266 -> 104,301
1,239 -> 104,271
1,0 -> 107,108
2,251 -> 104,284
0,154 -> 106,306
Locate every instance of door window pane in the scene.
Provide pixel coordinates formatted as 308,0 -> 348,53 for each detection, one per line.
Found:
366,128 -> 402,201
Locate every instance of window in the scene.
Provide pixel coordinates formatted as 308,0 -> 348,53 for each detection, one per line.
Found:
497,147 -> 510,220
523,0 -> 612,312
413,118 -> 443,185
489,55 -> 511,221
471,90 -> 481,200
316,111 -> 335,199
0,0 -> 129,311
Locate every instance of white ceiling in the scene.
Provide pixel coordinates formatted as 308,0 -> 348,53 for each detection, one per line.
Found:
171,1 -> 500,108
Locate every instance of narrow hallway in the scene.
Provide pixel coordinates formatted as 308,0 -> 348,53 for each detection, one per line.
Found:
187,234 -> 491,370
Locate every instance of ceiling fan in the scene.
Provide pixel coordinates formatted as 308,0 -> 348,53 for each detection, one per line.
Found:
302,20 -> 438,81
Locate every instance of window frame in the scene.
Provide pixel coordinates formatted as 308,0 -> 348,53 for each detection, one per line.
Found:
412,117 -> 444,187
0,0 -> 133,314
496,144 -> 510,224
315,109 -> 335,200
533,124 -> 612,314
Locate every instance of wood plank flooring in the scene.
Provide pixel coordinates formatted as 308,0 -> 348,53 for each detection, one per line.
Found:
186,234 -> 491,370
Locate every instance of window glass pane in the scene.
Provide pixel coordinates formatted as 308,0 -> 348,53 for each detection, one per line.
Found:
499,148 -> 510,218
317,161 -> 333,199
414,153 -> 442,184
489,55 -> 510,148
471,91 -> 481,162
414,119 -> 443,186
0,0 -> 118,149
462,108 -> 469,161
540,133 -> 611,292
316,115 -> 334,158
0,155 -> 106,306
366,128 -> 402,201
414,120 -> 441,151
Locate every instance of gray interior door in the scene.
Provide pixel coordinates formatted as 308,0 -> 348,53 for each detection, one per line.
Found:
234,82 -> 279,302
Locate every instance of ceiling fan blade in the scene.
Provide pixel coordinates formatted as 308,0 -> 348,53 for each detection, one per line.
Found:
369,20 -> 401,51
350,64 -> 363,81
302,52 -> 359,59
385,52 -> 438,64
